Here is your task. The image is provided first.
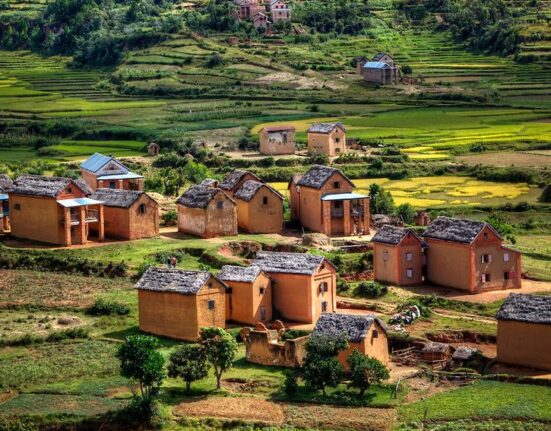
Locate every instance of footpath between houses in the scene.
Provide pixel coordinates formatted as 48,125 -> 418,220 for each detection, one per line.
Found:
173,397 -> 396,431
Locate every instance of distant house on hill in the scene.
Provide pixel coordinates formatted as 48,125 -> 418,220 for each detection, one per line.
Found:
147,142 -> 160,156
356,53 -> 400,85
90,188 -> 159,240
252,251 -> 337,323
253,11 -> 271,31
234,180 -> 284,234
233,0 -> 265,19
307,122 -> 346,157
313,313 -> 389,369
259,125 -> 296,155
9,175 -> 104,246
497,293 -> 551,371
80,153 -> 144,192
269,0 -> 291,23
135,267 -> 226,341
176,185 -> 237,238
421,216 -> 522,293
0,174 -> 13,232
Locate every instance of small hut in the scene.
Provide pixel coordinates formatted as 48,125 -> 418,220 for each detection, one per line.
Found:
148,142 -> 160,156
422,342 -> 452,363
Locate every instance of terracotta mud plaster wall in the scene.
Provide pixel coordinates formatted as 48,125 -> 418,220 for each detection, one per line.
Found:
103,196 -> 159,240
225,273 -> 272,325
259,130 -> 296,155
236,188 -> 283,234
178,194 -> 237,238
246,330 -> 308,367
425,239 -> 472,291
498,320 -> 551,371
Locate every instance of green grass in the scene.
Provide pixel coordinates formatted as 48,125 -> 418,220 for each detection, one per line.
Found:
399,381 -> 551,424
515,235 -> 551,281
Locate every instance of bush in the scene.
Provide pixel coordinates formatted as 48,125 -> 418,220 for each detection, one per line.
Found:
355,281 -> 388,298
86,299 -> 130,316
283,369 -> 298,396
161,210 -> 178,226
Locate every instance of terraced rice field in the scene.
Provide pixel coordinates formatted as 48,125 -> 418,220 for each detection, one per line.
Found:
270,176 -> 540,208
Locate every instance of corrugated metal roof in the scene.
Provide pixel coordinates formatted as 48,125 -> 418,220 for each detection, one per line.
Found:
321,192 -> 368,201
362,61 -> 390,69
80,153 -> 115,173
0,194 -> 8,201
97,172 -> 143,180
57,198 -> 103,208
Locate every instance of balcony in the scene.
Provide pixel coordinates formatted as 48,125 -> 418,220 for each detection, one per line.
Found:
65,209 -> 99,225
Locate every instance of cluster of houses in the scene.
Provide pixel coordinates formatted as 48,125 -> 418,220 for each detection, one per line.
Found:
233,0 -> 291,33
259,121 -> 346,157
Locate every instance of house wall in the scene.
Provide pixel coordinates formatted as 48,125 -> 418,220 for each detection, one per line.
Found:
102,195 -> 159,240
9,195 -> 63,244
81,169 -> 99,191
237,188 -> 283,234
397,234 -> 424,285
178,205 -> 207,237
138,280 -> 225,342
225,273 -> 272,325
246,330 -> 308,368
424,239 -> 473,291
259,130 -> 295,155
307,128 -> 346,157
336,323 -> 389,370
289,180 -> 300,221
373,243 -> 399,284
497,320 -> 551,371
178,193 -> 237,238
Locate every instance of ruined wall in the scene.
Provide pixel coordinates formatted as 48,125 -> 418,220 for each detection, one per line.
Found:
259,130 -> 296,155
498,320 -> 551,371
245,330 -> 308,368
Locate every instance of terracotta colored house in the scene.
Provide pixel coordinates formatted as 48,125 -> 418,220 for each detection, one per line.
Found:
307,122 -> 346,157
80,153 -> 144,191
177,185 -> 237,238
422,217 -> 522,293
252,252 -> 337,324
415,211 -> 431,226
135,267 -> 227,341
234,180 -> 284,234
218,265 -> 272,325
313,313 -> 389,369
147,142 -> 160,156
9,175 -> 104,246
357,53 -> 400,85
289,165 -> 370,237
259,125 -> 296,155
218,170 -> 262,197
270,0 -> 291,23
89,189 -> 159,240
253,12 -> 271,31
372,225 -> 425,286
0,174 -> 12,233
497,293 -> 551,371
233,0 -> 264,19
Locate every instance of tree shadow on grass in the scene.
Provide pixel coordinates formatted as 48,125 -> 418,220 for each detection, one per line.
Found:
102,326 -> 182,347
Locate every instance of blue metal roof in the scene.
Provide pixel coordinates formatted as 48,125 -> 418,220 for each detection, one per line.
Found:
97,172 -> 143,181
80,153 -> 117,173
362,61 -> 390,69
0,194 -> 8,201
57,197 -> 104,208
321,193 -> 369,201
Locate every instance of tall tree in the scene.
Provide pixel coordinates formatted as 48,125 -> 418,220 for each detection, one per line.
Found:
168,344 -> 210,392
200,327 -> 237,390
346,350 -> 389,396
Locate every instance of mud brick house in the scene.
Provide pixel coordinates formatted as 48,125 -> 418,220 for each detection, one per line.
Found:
269,0 -> 291,23
259,125 -> 296,155
218,170 -> 262,197
313,313 -> 389,369
9,175 -> 104,246
0,174 -> 12,232
421,216 -> 522,293
218,265 -> 272,325
372,225 -> 426,286
356,53 -> 400,85
177,185 -> 237,238
497,293 -> 551,371
89,189 -> 159,240
233,0 -> 265,19
415,210 -> 431,226
147,142 -> 160,156
80,153 -> 144,191
253,12 -> 271,31
307,122 -> 346,157
289,165 -> 370,237
135,267 -> 227,341
234,180 -> 284,234
252,251 -> 337,323
422,342 -> 452,363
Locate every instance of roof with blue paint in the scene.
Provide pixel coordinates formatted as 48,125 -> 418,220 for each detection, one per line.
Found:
80,153 -> 128,173
97,172 -> 143,181
362,61 -> 390,69
321,192 -> 368,201
0,194 -> 8,201
57,198 -> 104,208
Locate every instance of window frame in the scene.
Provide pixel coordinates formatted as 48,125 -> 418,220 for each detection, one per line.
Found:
208,300 -> 216,311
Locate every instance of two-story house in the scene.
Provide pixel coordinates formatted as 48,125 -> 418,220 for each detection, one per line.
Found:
307,123 -> 346,157
80,153 -> 144,191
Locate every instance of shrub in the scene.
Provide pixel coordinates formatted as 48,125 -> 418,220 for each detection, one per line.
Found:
168,344 -> 209,392
86,299 -> 130,316
283,369 -> 298,396
347,350 -> 389,395
161,210 -> 178,226
355,281 -> 388,298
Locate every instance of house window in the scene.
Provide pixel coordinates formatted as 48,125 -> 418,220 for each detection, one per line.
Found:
138,204 -> 146,214
208,300 -> 215,310
321,301 -> 328,312
504,271 -> 510,280
259,287 -> 265,295
319,282 -> 328,294
483,232 -> 488,240
503,252 -> 510,262
481,273 -> 491,283
383,251 -> 389,262
14,204 -> 21,210
406,268 -> 413,279
260,306 -> 267,321
372,329 -> 379,339
481,254 -> 491,264
335,137 -> 340,143
405,252 -> 413,262
217,201 -> 224,209
262,196 -> 268,205
333,181 -> 340,189
109,181 -> 116,189
67,187 -> 72,193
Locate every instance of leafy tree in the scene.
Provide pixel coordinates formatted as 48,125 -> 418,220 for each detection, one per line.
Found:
401,64 -> 412,75
302,333 -> 348,395
396,203 -> 415,224
485,213 -> 515,243
540,184 -> 551,203
200,327 -> 237,390
346,350 -> 389,396
117,335 -> 166,404
294,0 -> 372,35
168,344 -> 210,392
369,184 -> 395,215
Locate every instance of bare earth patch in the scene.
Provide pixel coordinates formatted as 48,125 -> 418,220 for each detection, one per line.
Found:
173,397 -> 285,424
254,72 -> 345,90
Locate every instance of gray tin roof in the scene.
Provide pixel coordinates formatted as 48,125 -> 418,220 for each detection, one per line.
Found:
218,265 -> 264,283
313,313 -> 385,343
177,185 -> 232,209
252,251 -> 333,275
422,216 -> 496,244
296,165 -> 354,190
134,266 -> 216,295
90,188 -> 149,208
307,122 -> 345,134
497,293 -> 551,325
